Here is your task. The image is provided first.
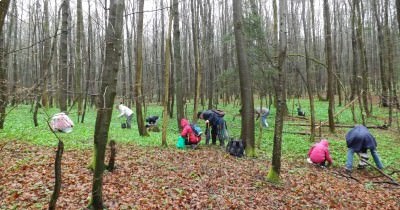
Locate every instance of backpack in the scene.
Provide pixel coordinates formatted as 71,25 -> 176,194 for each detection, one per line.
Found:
190,123 -> 202,137
212,109 -> 225,118
226,138 -> 244,157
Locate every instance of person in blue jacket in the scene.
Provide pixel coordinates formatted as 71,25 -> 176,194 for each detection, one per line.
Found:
197,110 -> 226,146
345,125 -> 383,173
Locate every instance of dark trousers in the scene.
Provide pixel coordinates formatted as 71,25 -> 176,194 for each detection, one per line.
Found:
207,118 -> 226,146
126,114 -> 133,129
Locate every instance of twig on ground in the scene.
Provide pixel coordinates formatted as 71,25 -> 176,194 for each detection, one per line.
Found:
372,181 -> 400,186
358,155 -> 400,186
331,171 -> 361,183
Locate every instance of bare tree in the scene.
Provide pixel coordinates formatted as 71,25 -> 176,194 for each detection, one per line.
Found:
134,0 -> 149,136
173,0 -> 184,127
302,0 -> 316,141
0,0 -> 11,129
75,0 -> 84,120
232,0 -> 255,156
162,0 -> 174,147
372,0 -> 389,108
58,0 -> 69,112
267,0 -> 287,183
323,0 -> 335,133
90,0 -> 124,208
191,0 -> 202,122
397,0 -> 400,34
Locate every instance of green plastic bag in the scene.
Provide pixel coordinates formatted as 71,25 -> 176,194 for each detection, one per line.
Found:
176,136 -> 186,149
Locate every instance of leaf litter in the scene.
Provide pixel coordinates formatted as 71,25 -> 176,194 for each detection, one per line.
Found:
0,141 -> 399,209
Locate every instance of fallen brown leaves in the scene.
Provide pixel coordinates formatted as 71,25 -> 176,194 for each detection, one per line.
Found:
0,141 -> 399,209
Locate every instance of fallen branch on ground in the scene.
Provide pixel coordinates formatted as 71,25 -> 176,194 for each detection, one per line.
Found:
331,171 -> 361,184
358,155 -> 399,186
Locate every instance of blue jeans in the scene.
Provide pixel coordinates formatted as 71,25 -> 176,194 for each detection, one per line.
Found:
345,148 -> 383,170
261,114 -> 268,127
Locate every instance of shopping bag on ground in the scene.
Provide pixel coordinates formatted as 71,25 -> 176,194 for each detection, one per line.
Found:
176,136 -> 186,149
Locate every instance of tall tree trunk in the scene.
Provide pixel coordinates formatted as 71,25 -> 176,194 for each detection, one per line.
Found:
10,0 -> 18,106
0,0 -> 11,129
75,0 -> 84,120
233,0 -> 255,156
302,0 -> 316,142
134,0 -> 149,136
397,0 -> 400,34
41,0 -> 50,108
267,0 -> 287,183
58,0 -> 69,112
384,0 -> 394,125
81,3 -> 92,123
350,0 -> 359,123
323,0 -> 335,133
355,0 -> 370,117
162,2 -> 173,147
90,0 -> 124,209
372,0 -> 389,107
191,0 -> 202,122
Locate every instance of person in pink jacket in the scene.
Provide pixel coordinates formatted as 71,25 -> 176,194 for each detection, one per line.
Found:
50,112 -> 74,133
307,139 -> 333,167
180,118 -> 201,149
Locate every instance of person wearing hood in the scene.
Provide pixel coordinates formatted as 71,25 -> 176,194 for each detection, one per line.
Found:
197,110 -> 226,146
180,118 -> 201,148
307,139 -> 333,167
345,125 -> 383,172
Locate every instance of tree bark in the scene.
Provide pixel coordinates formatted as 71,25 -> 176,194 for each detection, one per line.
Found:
0,0 -> 11,129
302,0 -> 316,141
323,0 -> 335,133
172,0 -> 185,128
397,0 -> 400,34
191,0 -> 202,122
75,0 -> 84,120
134,0 -> 149,136
372,0 -> 389,107
90,0 -> 124,208
267,0 -> 287,183
48,140 -> 64,210
162,0 -> 173,147
58,0 -> 69,112
232,0 -> 255,156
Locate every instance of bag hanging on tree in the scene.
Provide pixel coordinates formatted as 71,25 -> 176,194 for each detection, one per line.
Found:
176,136 -> 186,149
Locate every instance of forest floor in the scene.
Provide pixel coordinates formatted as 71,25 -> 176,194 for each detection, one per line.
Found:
0,141 -> 399,209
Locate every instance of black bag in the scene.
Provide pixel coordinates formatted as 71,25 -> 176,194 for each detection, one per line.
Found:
121,122 -> 127,129
226,138 -> 244,157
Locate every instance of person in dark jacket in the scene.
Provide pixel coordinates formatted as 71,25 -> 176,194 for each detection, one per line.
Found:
145,116 -> 159,127
197,110 -> 226,146
345,125 -> 383,172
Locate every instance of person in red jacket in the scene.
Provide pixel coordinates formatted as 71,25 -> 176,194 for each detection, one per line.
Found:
307,139 -> 333,167
180,118 -> 201,149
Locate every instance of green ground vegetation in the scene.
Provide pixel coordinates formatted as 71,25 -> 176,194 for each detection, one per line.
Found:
0,99 -> 399,174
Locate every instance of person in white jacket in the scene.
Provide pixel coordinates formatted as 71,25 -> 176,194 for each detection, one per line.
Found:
116,103 -> 134,129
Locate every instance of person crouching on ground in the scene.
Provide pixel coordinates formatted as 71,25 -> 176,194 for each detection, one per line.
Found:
50,112 -> 74,133
116,103 -> 134,129
307,139 -> 333,167
180,118 -> 201,149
